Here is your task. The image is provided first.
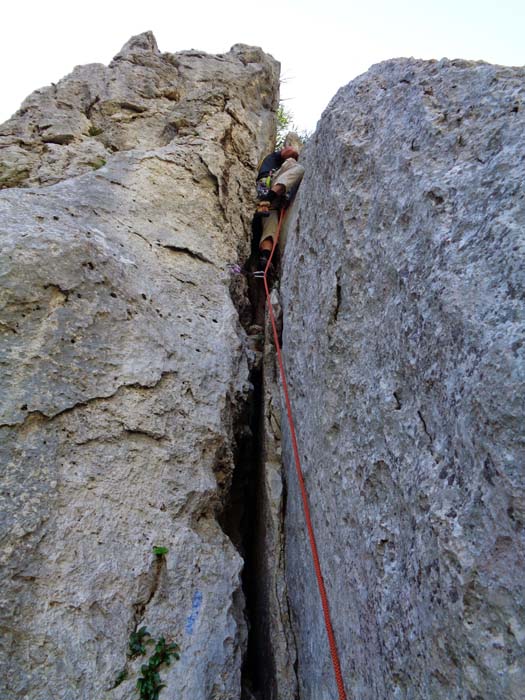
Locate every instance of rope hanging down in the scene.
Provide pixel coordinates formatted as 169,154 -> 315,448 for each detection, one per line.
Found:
262,208 -> 348,700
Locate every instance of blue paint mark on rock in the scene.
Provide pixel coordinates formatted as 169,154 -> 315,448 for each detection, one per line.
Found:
185,590 -> 203,635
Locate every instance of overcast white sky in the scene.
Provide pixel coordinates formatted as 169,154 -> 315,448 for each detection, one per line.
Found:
2,0 -> 524,133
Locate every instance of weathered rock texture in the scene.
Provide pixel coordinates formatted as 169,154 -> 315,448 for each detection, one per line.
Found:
282,58 -> 525,699
254,289 -> 298,700
0,32 -> 279,699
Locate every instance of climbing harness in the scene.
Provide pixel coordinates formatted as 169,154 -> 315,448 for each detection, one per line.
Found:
255,175 -> 273,216
256,174 -> 273,199
262,209 -> 348,700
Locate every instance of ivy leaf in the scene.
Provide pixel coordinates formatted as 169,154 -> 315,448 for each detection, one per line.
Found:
152,546 -> 169,556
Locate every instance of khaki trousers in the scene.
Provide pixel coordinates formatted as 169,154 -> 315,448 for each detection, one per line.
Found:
260,158 -> 305,249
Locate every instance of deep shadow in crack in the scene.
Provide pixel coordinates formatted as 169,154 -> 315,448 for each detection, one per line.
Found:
218,364 -> 265,700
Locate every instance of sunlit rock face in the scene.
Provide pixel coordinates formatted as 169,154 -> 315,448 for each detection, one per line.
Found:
3,34 -> 524,700
0,32 -> 279,700
281,58 -> 525,700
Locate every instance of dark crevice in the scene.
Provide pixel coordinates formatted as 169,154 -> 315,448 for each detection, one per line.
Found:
393,391 -> 402,410
85,96 -> 100,119
334,276 -> 342,323
218,365 -> 265,700
222,254 -> 286,699
279,478 -> 301,700
329,269 -> 342,325
335,280 -> 342,318
417,409 -> 433,443
130,229 -> 153,247
159,243 -> 213,264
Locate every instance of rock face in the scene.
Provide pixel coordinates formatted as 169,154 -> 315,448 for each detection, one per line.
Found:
281,59 -> 525,699
0,33 -> 279,699
254,289 -> 298,700
3,37 -> 524,700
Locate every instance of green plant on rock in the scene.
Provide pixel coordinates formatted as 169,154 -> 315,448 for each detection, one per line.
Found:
123,626 -> 180,699
136,637 -> 180,700
88,125 -> 103,136
152,545 -> 168,557
275,102 -> 311,149
128,626 -> 153,658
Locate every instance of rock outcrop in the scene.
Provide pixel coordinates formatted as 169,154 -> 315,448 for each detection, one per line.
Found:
3,34 -> 524,700
281,58 -> 525,699
0,33 -> 279,699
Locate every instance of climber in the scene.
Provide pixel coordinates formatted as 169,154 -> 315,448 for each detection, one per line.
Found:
254,145 -> 305,271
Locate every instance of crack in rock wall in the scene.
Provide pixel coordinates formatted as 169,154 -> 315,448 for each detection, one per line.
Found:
252,289 -> 298,700
0,32 -> 279,700
281,58 -> 525,700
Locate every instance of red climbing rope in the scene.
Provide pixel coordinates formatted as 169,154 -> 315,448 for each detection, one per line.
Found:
262,208 -> 348,700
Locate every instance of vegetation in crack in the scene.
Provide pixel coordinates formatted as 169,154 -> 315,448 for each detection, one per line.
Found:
136,636 -> 181,700
152,545 -> 169,557
113,627 -> 181,698
129,627 -> 153,658
87,125 -> 103,137
112,548 -> 179,696
276,104 -> 294,149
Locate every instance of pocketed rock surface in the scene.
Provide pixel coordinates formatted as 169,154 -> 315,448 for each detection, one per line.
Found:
0,32 -> 279,699
281,58 -> 525,700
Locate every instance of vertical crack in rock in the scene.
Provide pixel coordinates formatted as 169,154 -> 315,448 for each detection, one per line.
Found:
417,409 -> 434,444
222,274 -> 298,700
218,363 -> 264,699
132,555 -> 165,628
255,289 -> 300,700
221,266 -> 267,698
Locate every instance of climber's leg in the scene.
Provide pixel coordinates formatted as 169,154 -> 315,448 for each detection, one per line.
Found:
257,210 -> 279,270
272,158 -> 305,193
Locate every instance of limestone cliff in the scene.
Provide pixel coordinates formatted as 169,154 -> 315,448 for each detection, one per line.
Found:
2,35 -> 524,700
0,32 -> 279,700
282,58 -> 525,699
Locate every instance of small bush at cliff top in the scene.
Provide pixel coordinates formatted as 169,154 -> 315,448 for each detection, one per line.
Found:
276,103 -> 293,149
276,102 -> 312,148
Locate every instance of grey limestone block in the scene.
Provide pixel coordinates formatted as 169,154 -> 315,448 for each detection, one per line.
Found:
281,58 -> 525,700
0,32 -> 279,700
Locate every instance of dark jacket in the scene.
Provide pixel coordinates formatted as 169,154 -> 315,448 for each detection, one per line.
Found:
257,151 -> 283,180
